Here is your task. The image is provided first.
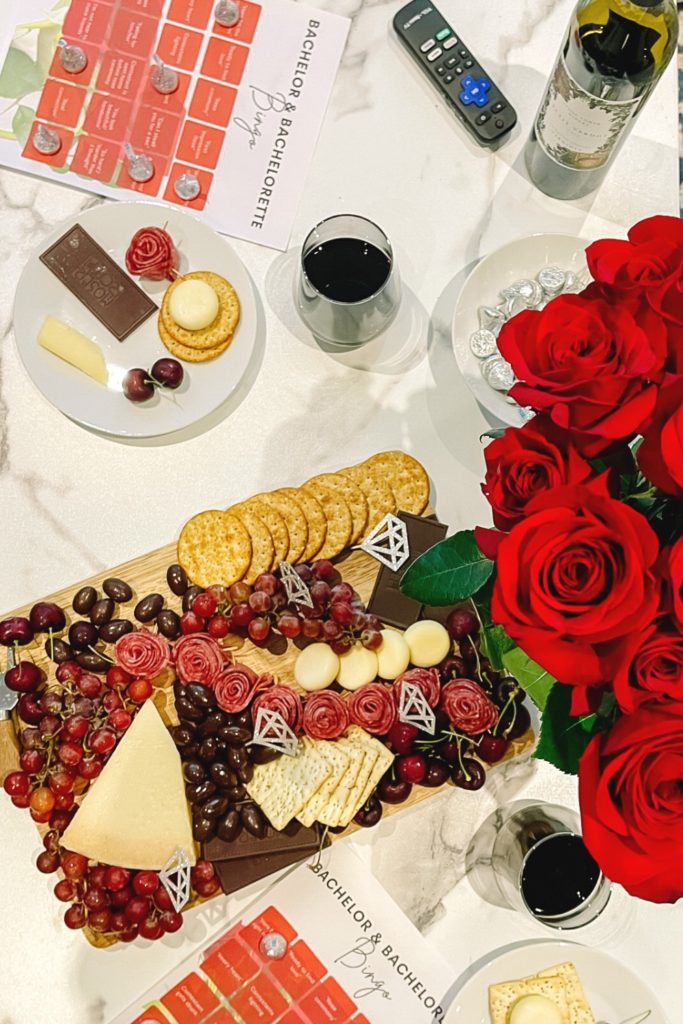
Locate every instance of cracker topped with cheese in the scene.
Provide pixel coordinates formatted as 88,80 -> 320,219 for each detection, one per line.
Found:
488,961 -> 595,1024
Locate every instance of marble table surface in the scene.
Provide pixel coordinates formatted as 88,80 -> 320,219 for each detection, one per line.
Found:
0,1 -> 680,1021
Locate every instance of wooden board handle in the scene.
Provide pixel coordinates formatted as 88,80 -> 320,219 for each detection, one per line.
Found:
0,717 -> 20,782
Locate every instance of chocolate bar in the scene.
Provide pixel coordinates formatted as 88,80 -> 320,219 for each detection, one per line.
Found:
205,821 -> 325,896
367,511 -> 448,629
40,224 -> 157,341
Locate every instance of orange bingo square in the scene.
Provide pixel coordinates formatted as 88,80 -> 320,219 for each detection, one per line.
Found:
201,38 -> 249,86
268,940 -> 326,1001
213,0 -> 262,44
298,978 -> 357,1024
98,52 -> 147,99
22,123 -> 74,167
168,0 -> 215,30
161,972 -> 220,1023
83,94 -> 134,143
177,121 -> 226,170
278,1012 -> 309,1024
238,907 -> 298,955
122,154 -> 170,194
130,107 -> 183,156
120,0 -> 165,12
71,136 -> 119,182
130,1006 -> 170,1024
202,935 -> 260,997
157,24 -> 204,71
36,80 -> 87,130
229,973 -> 288,1024
164,162 -> 213,209
203,1010 -> 238,1024
47,41 -> 99,86
141,70 -> 193,111
63,0 -> 114,45
349,1016 -> 372,1024
189,79 -> 237,127
109,8 -> 159,57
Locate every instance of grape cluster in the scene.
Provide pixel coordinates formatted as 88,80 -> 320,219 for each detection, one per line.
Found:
173,680 -> 271,846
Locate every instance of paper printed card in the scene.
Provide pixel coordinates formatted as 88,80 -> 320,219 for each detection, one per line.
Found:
111,844 -> 458,1023
0,0 -> 350,249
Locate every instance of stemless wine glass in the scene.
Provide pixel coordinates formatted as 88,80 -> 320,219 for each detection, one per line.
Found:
491,802 -> 611,929
296,214 -> 401,346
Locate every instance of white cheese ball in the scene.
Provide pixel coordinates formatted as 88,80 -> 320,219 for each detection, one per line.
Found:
509,994 -> 564,1024
169,279 -> 219,331
376,629 -> 411,680
294,643 -> 340,692
404,620 -> 451,668
337,643 -> 379,691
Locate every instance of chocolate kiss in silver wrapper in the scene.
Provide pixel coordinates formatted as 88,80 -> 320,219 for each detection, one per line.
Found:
470,328 -> 499,358
214,0 -> 241,26
174,172 -> 201,201
478,305 -> 507,336
481,355 -> 515,392
537,265 -> 566,296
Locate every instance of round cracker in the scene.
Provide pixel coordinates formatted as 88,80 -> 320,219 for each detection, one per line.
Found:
277,487 -> 327,562
255,491 -> 308,565
161,271 -> 240,349
306,472 -> 368,545
178,510 -> 251,588
340,462 -> 397,534
228,504 -> 275,585
158,316 -> 233,363
301,481 -> 352,560
235,497 -> 289,567
365,451 -> 430,514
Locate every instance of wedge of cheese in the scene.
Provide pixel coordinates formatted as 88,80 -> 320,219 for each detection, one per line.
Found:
62,700 -> 195,870
38,315 -> 108,385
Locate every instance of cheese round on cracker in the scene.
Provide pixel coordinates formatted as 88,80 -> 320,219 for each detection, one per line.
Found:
376,629 -> 410,680
404,620 -> 450,667
295,643 -> 340,691
169,279 -> 220,331
508,995 -> 564,1024
337,643 -> 379,691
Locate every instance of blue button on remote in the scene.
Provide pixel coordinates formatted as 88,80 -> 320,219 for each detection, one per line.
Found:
461,75 -> 475,89
479,78 -> 492,92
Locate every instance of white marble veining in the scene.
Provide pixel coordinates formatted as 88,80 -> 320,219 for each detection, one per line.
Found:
0,1 -> 680,1021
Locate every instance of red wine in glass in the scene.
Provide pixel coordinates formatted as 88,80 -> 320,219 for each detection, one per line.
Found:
521,833 -> 603,921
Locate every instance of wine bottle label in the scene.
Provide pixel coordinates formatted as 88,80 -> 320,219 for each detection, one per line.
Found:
535,52 -> 640,169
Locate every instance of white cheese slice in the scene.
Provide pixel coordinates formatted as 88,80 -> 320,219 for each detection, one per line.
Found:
38,316 -> 108,385
62,700 -> 195,870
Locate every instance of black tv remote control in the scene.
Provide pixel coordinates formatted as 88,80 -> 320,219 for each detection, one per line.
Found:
393,1 -> 517,146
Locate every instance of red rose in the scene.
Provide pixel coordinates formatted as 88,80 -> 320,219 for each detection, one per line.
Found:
637,379 -> 683,498
586,216 -> 683,291
613,617 -> 683,713
579,702 -> 683,903
499,291 -> 664,455
663,538 -> 683,631
440,679 -> 497,735
651,276 -> 683,374
482,416 -> 597,531
491,485 -> 660,688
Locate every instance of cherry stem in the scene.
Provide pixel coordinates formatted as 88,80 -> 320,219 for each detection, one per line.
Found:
87,645 -> 115,664
494,691 -> 517,737
455,734 -> 471,782
47,629 -> 56,661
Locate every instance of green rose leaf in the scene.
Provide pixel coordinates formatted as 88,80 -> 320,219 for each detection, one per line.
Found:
12,105 -> 35,146
399,530 -> 494,606
481,624 -> 516,671
502,647 -> 555,711
534,683 -> 603,775
0,48 -> 44,100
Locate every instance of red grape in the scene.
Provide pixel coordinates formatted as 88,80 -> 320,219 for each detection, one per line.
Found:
133,871 -> 159,896
248,591 -> 271,613
248,618 -> 270,643
11,794 -> 31,809
277,614 -> 301,639
88,909 -> 113,932
30,787 -> 55,814
192,592 -> 217,618
330,638 -> 352,655
19,750 -> 44,773
192,859 -> 215,882
330,582 -> 354,604
30,808 -> 52,823
64,904 -> 87,930
53,791 -> 75,811
293,564 -> 313,583
77,674 -> 102,698
310,581 -> 331,606
50,809 -> 74,833
207,614 -> 230,639
117,927 -> 139,943
180,611 -> 204,634
123,368 -> 154,403
153,886 -> 173,912
230,603 -> 254,628
84,887 -> 109,911
105,866 -> 131,891
229,582 -> 252,604
36,850 -> 60,873
80,756 -> 104,780
312,559 -> 337,582
254,573 -> 279,596
40,691 -> 63,714
330,602 -> 354,625
21,727 -> 42,749
124,896 -> 150,924
106,665 -> 133,689
63,714 -> 89,739
110,886 -> 133,909
160,910 -> 183,933
302,619 -> 323,639
193,876 -> 221,898
102,690 -> 123,712
39,714 -> 61,737
127,679 -> 153,703
49,771 -> 75,795
322,620 -> 342,641
139,916 -> 164,941
62,852 -> 88,879
110,911 -> 128,933
90,729 -> 117,754
109,709 -> 133,732
361,629 -> 382,650
56,661 -> 81,684
58,742 -> 84,768
89,865 -> 108,888
54,879 -> 76,902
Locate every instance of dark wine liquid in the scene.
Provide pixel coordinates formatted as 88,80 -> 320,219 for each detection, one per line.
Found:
303,238 -> 391,303
521,833 -> 601,918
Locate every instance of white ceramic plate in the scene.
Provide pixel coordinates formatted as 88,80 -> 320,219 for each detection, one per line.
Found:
446,940 -> 668,1024
452,234 -> 590,427
13,202 -> 258,439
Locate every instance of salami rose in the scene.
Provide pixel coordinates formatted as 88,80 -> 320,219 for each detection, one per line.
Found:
252,686 -> 303,733
441,679 -> 497,735
114,630 -> 170,679
173,633 -> 228,687
348,683 -> 397,736
214,663 -> 257,713
125,227 -> 178,282
393,668 -> 441,709
303,691 -> 350,740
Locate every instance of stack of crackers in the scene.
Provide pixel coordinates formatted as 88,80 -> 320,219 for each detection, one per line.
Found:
178,450 -> 430,588
488,961 -> 596,1024
159,270 -> 241,363
246,727 -> 394,832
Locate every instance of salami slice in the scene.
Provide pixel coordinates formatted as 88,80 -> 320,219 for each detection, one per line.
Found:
214,663 -> 258,713
440,678 -> 498,735
125,227 -> 178,282
393,667 -> 441,709
114,630 -> 170,679
348,683 -> 397,736
173,633 -> 228,687
252,686 -> 303,733
303,691 -> 350,740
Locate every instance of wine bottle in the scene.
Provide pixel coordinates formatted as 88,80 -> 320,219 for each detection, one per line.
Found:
525,0 -> 678,200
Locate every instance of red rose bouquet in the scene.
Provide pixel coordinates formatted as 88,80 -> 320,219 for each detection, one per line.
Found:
401,215 -> 683,904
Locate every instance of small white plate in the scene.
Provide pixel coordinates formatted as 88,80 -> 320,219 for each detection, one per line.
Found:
13,201 -> 258,439
446,940 -> 668,1024
452,234 -> 590,427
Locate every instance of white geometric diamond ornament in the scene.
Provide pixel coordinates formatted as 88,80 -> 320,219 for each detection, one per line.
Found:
251,708 -> 299,757
399,681 -> 436,735
279,561 -> 314,608
360,513 -> 410,571
160,847 -> 191,913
